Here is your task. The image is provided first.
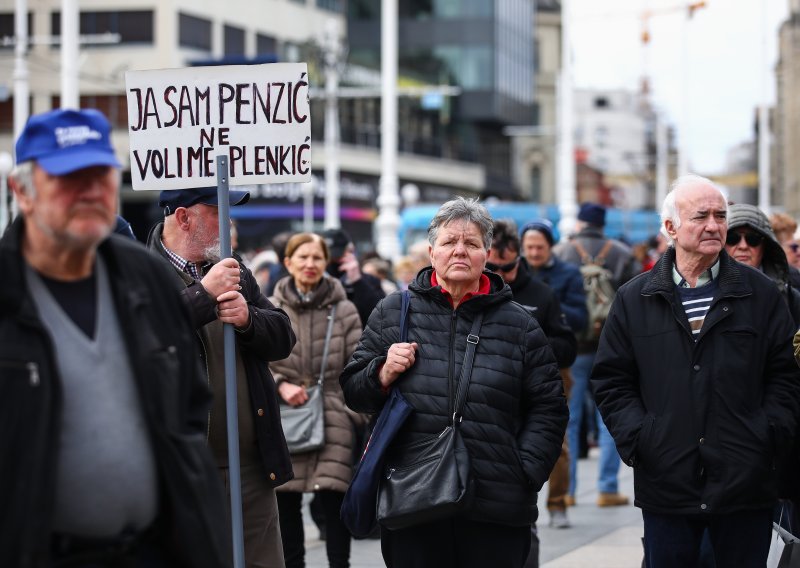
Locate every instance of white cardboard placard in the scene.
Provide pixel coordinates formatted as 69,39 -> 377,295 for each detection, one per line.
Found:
125,63 -> 311,190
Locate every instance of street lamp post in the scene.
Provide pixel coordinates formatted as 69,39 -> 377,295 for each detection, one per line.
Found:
322,19 -> 344,230
61,0 -> 79,109
375,0 -> 401,261
557,0 -> 577,237
0,152 -> 13,232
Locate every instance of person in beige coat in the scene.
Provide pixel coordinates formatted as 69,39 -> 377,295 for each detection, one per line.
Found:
270,232 -> 362,568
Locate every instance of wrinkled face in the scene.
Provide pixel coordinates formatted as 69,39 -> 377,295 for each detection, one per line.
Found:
429,219 -> 487,290
19,164 -> 117,251
522,230 -> 551,268
725,227 -> 765,268
187,204 -> 221,262
666,184 -> 727,259
285,240 -> 327,292
487,247 -> 520,282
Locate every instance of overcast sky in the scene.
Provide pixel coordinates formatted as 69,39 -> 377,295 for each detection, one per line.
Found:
570,0 -> 789,175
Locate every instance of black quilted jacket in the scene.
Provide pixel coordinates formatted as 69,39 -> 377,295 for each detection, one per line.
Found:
340,268 -> 567,527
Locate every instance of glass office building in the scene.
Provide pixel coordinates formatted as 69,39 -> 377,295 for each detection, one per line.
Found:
343,0 -> 537,198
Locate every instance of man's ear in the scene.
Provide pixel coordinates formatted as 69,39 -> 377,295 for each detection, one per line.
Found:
9,177 -> 31,216
174,207 -> 191,230
664,219 -> 676,238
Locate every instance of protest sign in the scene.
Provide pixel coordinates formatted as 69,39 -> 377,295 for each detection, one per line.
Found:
125,63 -> 311,190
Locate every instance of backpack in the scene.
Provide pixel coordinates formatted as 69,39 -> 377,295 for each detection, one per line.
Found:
572,240 -> 616,342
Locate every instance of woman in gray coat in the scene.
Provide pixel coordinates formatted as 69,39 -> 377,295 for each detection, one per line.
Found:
270,232 -> 362,568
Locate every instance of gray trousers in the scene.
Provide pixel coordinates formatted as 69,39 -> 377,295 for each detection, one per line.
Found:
220,463 -> 285,568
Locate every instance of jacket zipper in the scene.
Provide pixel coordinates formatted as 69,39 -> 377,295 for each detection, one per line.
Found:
0,360 -> 40,386
448,311 -> 457,418
198,334 -> 212,442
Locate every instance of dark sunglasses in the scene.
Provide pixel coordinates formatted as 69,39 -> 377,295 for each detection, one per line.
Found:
725,232 -> 764,247
486,257 -> 520,272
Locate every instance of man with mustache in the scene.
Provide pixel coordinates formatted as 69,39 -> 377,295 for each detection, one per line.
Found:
1,108 -> 231,566
148,187 -> 297,568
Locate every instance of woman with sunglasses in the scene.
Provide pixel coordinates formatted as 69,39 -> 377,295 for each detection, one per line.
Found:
725,203 -> 800,326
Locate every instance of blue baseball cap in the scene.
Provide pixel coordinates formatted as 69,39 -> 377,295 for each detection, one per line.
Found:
15,108 -> 121,174
158,187 -> 250,216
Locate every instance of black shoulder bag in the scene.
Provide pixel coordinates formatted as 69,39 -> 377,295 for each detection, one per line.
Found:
376,310 -> 484,530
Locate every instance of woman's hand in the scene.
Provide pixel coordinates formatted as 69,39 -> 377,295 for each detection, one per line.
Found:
379,342 -> 419,388
278,382 -> 309,406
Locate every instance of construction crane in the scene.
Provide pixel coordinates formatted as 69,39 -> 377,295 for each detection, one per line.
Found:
640,1 -> 708,96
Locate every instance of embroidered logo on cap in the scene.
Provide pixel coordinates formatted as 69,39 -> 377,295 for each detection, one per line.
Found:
54,126 -> 102,148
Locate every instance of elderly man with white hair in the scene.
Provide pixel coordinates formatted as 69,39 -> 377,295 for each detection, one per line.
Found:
591,174 -> 800,567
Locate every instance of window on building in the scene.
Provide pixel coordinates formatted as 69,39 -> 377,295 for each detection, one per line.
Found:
594,96 -> 609,109
0,12 -> 33,49
0,98 -> 14,131
283,42 -> 301,62
50,94 -> 129,128
256,33 -> 276,56
348,0 -> 380,19
316,0 -> 345,12
224,24 -> 245,56
51,10 -> 154,45
530,166 -> 542,202
178,12 -> 212,51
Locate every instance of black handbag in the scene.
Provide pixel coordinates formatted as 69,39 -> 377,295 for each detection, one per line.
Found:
280,304 -> 336,454
376,311 -> 484,530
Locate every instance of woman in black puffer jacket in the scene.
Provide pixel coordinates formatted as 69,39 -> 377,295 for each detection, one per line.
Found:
340,197 -> 567,568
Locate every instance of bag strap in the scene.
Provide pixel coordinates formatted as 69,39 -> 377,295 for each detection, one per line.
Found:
317,304 -> 337,387
572,239 -> 613,266
595,240 -> 614,264
399,290 -> 411,343
451,312 -> 484,425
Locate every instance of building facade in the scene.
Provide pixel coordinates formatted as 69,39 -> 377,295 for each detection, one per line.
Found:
573,88 -> 655,210
776,2 -> 800,216
510,0 -> 559,204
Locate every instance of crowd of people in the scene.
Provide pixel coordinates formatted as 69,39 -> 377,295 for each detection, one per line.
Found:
5,106 -> 800,568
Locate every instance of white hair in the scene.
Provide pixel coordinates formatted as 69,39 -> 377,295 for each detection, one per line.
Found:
660,174 -> 728,244
9,161 -> 35,197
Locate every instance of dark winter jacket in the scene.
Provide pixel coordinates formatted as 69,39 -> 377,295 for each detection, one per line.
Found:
340,268 -> 568,527
148,223 -> 296,487
508,258 -> 577,369
269,275 -> 363,493
529,255 -> 588,334
592,248 -> 800,516
0,218 -> 231,567
326,262 -> 386,328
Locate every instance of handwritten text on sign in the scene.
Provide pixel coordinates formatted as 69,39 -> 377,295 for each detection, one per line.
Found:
125,63 -> 311,190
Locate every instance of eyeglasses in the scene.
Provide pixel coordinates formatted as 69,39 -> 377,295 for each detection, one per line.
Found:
725,232 -> 764,247
486,257 -> 520,272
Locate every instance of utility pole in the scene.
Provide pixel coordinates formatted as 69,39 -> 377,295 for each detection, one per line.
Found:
375,0 -> 401,261
655,112 -> 669,208
322,19 -> 344,230
557,0 -> 577,237
13,0 -> 28,141
757,1 -> 770,214
60,0 -> 79,109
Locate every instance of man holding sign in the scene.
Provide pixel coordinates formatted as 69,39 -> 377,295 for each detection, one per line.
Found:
147,187 -> 297,568
1,108 -> 231,566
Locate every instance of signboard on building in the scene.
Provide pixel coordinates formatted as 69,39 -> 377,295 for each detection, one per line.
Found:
125,63 -> 311,190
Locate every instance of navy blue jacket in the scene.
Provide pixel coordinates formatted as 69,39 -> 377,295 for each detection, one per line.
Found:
529,256 -> 588,334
